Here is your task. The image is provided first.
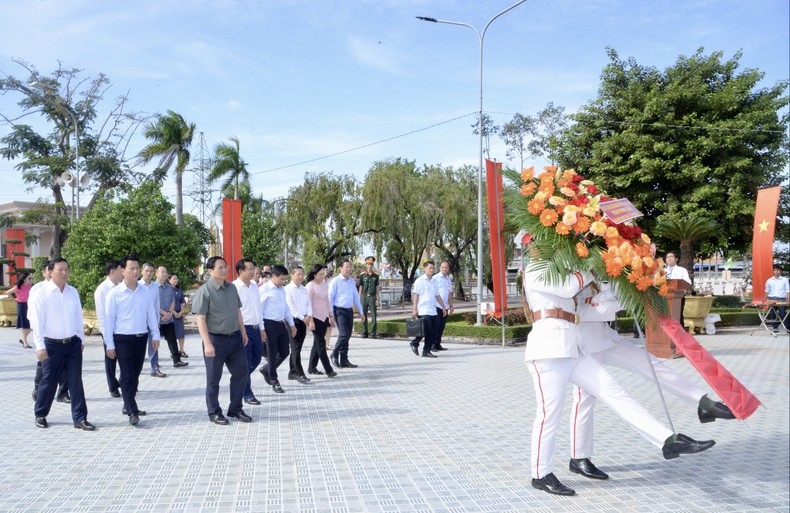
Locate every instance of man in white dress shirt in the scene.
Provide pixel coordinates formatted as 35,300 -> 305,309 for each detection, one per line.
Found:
259,265 -> 297,393
765,264 -> 790,330
233,258 -> 264,405
94,260 -> 122,398
664,252 -> 691,284
433,261 -> 454,351
328,260 -> 365,368
31,258 -> 95,431
140,262 -> 165,377
285,265 -> 312,384
410,261 -> 447,358
30,260 -> 69,403
104,255 -> 161,426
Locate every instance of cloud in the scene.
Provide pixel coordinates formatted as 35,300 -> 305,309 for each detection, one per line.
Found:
345,34 -> 406,76
227,100 -> 242,110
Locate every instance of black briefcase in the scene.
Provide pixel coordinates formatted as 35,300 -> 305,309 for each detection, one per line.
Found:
406,317 -> 424,337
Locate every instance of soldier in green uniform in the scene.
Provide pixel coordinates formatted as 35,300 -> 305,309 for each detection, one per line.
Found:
358,256 -> 380,338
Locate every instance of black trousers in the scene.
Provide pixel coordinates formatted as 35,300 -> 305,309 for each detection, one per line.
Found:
34,336 -> 87,423
288,318 -> 307,378
411,314 -> 438,354
159,322 -> 182,363
435,307 -> 448,347
204,331 -> 248,416
115,333 -> 147,415
262,320 -> 290,385
308,317 -> 334,373
331,307 -> 353,363
34,360 -> 68,400
101,333 -> 120,394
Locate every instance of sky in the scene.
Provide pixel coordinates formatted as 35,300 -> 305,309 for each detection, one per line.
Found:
0,0 -> 788,223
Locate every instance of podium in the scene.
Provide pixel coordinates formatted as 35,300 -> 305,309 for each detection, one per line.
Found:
646,279 -> 692,358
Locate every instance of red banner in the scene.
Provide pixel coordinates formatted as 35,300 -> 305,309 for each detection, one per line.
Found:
222,198 -> 243,281
485,160 -> 507,317
751,187 -> 781,302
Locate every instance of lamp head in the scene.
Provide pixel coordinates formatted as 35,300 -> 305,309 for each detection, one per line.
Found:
416,16 -> 437,22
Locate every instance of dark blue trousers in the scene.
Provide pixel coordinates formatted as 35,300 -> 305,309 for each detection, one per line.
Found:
101,334 -> 120,394
34,336 -> 87,423
435,307 -> 448,347
243,325 -> 264,399
204,331 -> 248,416
262,320 -> 290,385
308,317 -> 334,373
288,318 -> 307,379
114,333 -> 148,415
331,307 -> 353,364
412,314 -> 438,354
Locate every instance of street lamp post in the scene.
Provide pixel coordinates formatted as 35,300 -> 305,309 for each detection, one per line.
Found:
418,0 -> 528,325
28,81 -> 82,220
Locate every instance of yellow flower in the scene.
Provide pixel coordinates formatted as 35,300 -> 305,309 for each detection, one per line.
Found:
590,221 -> 607,236
562,210 -> 578,226
641,233 -> 651,245
549,196 -> 566,207
605,227 -> 620,239
560,186 -> 576,197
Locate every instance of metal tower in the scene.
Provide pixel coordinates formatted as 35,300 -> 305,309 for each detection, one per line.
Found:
187,132 -> 215,227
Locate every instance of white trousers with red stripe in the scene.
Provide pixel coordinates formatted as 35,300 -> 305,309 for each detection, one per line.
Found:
528,355 -> 674,479
569,339 -> 706,460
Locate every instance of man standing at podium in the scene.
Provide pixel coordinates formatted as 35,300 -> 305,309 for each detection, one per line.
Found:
766,264 -> 790,331
665,251 -> 691,327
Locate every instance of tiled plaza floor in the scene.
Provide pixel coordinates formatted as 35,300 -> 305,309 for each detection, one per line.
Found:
0,325 -> 786,512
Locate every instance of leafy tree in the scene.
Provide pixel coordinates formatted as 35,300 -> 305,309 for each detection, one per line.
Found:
281,172 -> 376,266
0,60 -> 148,256
242,208 -> 278,269
529,102 -> 568,165
499,113 -> 536,170
137,110 -> 196,227
471,112 -> 499,159
62,181 -> 203,307
363,159 -> 442,301
653,216 -> 720,285
560,48 -> 789,254
208,136 -> 249,200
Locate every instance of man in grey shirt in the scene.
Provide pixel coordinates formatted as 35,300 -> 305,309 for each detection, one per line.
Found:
192,256 -> 251,425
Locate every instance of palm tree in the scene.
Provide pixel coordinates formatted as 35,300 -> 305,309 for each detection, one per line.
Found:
208,136 -> 249,200
654,216 -> 720,285
137,110 -> 196,226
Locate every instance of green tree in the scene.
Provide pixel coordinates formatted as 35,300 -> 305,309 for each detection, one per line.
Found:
137,110 -> 196,227
0,60 -> 147,256
560,48 -> 789,253
653,216 -> 720,285
363,159 -> 442,301
208,136 -> 249,200
242,208 -> 278,269
471,113 -> 499,159
529,102 -> 568,165
62,181 -> 203,307
499,113 -> 536,170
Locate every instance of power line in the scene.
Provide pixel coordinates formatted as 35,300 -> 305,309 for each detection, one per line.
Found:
251,112 -> 478,176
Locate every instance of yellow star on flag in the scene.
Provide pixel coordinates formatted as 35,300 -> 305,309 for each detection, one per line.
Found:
758,219 -> 770,232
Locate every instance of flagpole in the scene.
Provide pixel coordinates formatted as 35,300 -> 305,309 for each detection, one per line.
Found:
633,315 -> 676,434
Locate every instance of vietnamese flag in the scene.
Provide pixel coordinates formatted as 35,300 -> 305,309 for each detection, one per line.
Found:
751,187 -> 781,302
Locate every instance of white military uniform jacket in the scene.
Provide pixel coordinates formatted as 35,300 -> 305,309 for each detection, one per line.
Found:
575,283 -> 622,355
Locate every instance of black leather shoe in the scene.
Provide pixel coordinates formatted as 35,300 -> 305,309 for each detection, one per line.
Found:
259,366 -> 272,385
122,409 -> 147,416
410,343 -> 419,356
422,352 -> 437,358
531,472 -> 575,496
35,417 -> 48,428
228,411 -> 253,423
57,396 -> 72,404
569,458 -> 609,480
308,369 -> 324,375
327,371 -> 338,378
244,397 -> 261,405
331,355 -> 340,367
362,333 -> 369,338
663,433 -> 716,459
272,384 -> 285,394
434,345 -> 448,351
698,402 -> 736,423
129,414 -> 140,426
110,390 -> 121,398
74,420 -> 96,431
340,361 -> 358,368
173,361 -> 189,368
209,414 -> 229,425
297,376 -> 311,384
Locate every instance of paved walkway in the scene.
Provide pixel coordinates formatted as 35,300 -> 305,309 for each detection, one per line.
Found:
0,325 -> 786,512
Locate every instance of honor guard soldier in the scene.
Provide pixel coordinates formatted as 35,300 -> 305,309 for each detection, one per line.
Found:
358,256 -> 380,338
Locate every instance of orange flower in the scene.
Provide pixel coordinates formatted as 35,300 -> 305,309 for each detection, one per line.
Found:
562,168 -> 577,180
539,183 -> 555,196
540,209 -> 559,227
543,165 -> 558,173
555,222 -> 571,235
520,182 -> 537,196
521,166 -> 535,181
627,271 -> 641,283
528,198 -> 545,215
573,216 -> 591,233
605,227 -> 619,239
641,233 -> 651,245
658,283 -> 668,296
636,275 -> 654,291
642,256 -> 655,268
605,258 -> 624,277
576,242 -> 589,258
653,274 -> 667,287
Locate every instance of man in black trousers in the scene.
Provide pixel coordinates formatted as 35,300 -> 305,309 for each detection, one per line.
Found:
259,265 -> 297,393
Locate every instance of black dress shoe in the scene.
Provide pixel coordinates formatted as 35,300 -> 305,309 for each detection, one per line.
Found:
331,355 -> 340,367
110,390 -> 121,398
308,369 -> 324,375
173,361 -> 189,368
122,409 -> 147,416
272,384 -> 285,394
698,402 -> 736,423
297,376 -> 311,384
74,420 -> 96,431
57,396 -> 72,404
422,352 -> 437,358
326,371 -> 338,378
244,397 -> 261,405
259,366 -> 272,385
434,345 -> 448,351
209,414 -> 229,425
663,433 -> 716,459
569,458 -> 609,480
362,333 -> 369,338
410,343 -> 419,356
340,361 -> 358,368
228,411 -> 253,423
35,417 -> 48,428
129,414 -> 140,426
370,334 -> 377,339
531,472 -> 575,496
